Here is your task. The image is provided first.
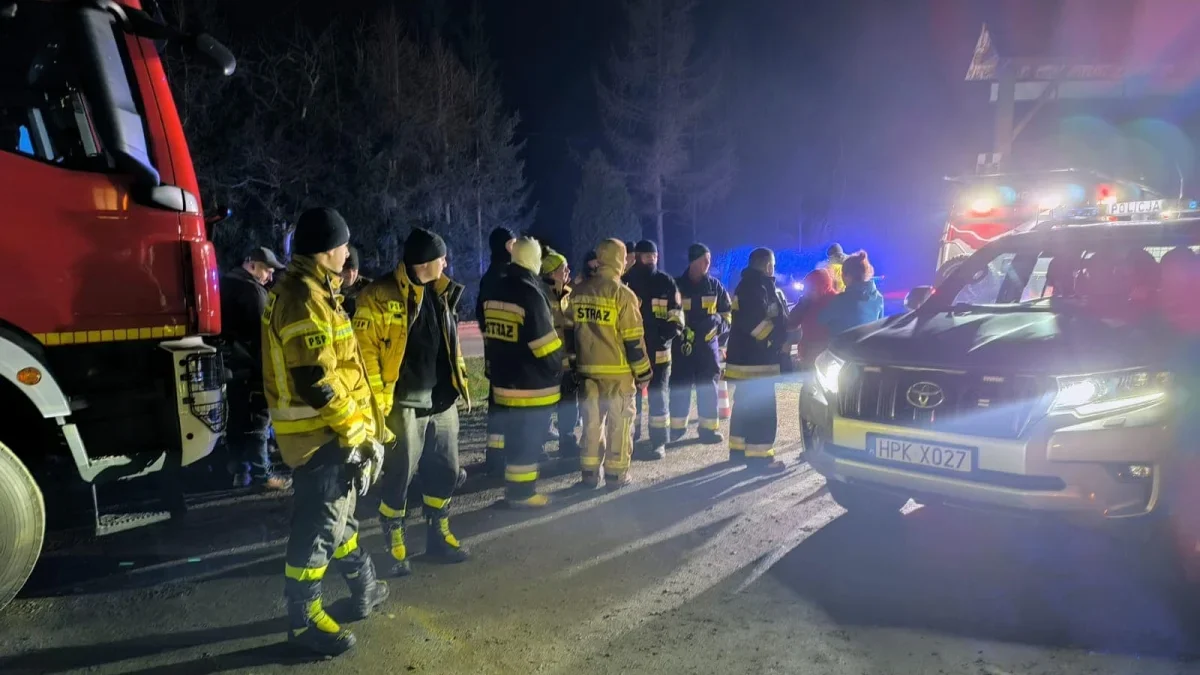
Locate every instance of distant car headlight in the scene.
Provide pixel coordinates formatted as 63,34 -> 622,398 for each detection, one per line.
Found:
814,350 -> 844,394
1051,369 -> 1170,416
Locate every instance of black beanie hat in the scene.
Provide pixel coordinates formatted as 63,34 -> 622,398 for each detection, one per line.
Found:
293,207 -> 351,256
404,228 -> 448,266
489,227 -> 515,258
688,243 -> 710,262
634,239 -> 658,255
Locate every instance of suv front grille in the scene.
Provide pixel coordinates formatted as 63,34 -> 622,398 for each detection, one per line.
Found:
837,364 -> 1045,439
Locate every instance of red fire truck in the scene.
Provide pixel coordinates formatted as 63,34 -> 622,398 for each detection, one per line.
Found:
935,169 -> 1166,283
0,0 -> 233,610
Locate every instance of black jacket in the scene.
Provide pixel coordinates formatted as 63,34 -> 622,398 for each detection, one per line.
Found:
340,275 -> 372,318
673,272 -> 732,369
219,267 -> 268,375
726,267 -> 789,379
476,253 -> 511,324
482,264 -> 565,407
622,263 -> 684,363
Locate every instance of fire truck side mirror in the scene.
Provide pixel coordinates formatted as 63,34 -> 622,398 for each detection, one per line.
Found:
194,33 -> 236,77
905,286 -> 933,311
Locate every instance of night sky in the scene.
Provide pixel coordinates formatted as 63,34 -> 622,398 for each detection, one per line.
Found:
254,0 -> 1200,285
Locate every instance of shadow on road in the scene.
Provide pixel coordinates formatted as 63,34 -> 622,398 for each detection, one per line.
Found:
769,504 -> 1200,660
0,617 -> 319,675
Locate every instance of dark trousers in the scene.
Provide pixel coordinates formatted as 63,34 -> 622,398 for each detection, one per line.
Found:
227,380 -> 272,482
379,405 -> 460,520
728,378 -> 778,464
558,377 -> 580,453
668,362 -> 720,436
642,361 -> 671,448
283,441 -> 371,623
485,391 -> 505,474
493,404 -> 553,500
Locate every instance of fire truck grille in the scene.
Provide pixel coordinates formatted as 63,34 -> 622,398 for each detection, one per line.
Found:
837,365 -> 1045,439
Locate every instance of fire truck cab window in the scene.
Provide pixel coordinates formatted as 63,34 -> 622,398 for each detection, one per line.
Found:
0,4 -> 108,171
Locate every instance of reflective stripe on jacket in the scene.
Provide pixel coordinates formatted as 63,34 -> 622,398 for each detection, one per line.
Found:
484,265 -> 565,407
543,279 -> 575,369
623,264 -> 684,360
725,267 -> 789,380
568,243 -> 651,381
261,256 -> 386,468
352,266 -> 469,417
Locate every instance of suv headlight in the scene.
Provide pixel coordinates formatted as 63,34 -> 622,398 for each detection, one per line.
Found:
814,350 -> 845,394
1051,369 -> 1170,416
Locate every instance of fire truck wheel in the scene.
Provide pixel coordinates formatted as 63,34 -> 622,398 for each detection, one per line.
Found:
0,441 -> 44,614
935,256 -> 969,285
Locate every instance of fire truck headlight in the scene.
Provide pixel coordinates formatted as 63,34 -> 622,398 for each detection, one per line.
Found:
969,197 -> 994,214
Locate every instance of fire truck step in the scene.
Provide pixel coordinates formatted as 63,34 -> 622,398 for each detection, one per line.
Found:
96,511 -> 172,537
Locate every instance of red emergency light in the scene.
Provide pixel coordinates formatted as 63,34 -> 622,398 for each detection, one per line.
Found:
1096,184 -> 1117,205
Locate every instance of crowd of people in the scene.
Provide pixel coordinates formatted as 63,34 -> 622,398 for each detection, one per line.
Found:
215,208 -> 889,656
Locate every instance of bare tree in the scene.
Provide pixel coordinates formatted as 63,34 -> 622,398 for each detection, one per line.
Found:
595,0 -> 724,258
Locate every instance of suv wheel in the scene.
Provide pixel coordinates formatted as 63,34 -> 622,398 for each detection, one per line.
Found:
827,481 -> 906,516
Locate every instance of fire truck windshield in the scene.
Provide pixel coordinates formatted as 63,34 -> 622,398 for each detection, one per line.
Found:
0,3 -> 112,172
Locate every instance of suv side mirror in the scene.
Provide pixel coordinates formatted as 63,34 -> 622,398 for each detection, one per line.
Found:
905,285 -> 934,311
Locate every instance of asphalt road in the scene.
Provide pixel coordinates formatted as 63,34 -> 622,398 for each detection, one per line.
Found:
2,384 -> 1200,674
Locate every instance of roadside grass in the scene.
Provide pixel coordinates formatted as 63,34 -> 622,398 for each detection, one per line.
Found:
464,355 -> 489,409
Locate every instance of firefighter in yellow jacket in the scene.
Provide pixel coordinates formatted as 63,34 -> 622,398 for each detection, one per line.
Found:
354,228 -> 471,577
568,239 -> 652,488
262,207 -> 390,657
541,247 -> 579,458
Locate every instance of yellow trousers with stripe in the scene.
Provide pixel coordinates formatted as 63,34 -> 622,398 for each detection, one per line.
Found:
580,376 -> 636,479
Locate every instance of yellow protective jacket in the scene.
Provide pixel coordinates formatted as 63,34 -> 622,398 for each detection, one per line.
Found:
543,279 -> 574,370
568,239 -> 652,381
261,256 -> 387,468
352,266 -> 469,417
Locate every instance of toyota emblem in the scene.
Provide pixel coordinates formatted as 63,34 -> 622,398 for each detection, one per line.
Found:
906,381 -> 945,409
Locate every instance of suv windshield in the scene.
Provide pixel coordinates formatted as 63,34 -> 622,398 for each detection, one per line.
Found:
937,228 -> 1200,318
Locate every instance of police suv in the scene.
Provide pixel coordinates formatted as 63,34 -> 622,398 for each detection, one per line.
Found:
800,198 -> 1200,534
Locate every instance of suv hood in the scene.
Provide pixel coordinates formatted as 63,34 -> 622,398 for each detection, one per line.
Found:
831,309 -> 1175,373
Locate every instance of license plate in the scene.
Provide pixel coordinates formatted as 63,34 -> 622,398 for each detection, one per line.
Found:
868,434 -> 974,473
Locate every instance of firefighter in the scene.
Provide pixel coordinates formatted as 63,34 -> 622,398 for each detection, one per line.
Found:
569,239 -> 652,488
340,245 -> 372,318
725,247 -> 788,472
573,249 -> 599,286
354,228 -> 471,577
542,247 -> 580,458
623,240 -> 684,460
262,207 -> 390,656
477,227 -> 517,476
668,243 -> 732,444
483,237 -> 566,506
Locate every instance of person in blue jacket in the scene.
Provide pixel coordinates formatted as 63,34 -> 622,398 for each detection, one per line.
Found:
818,251 -> 884,336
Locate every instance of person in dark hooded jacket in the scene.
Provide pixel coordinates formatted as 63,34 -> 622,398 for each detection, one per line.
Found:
477,226 -> 516,476
818,251 -> 884,336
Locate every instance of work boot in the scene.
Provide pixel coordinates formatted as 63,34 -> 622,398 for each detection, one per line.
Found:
286,583 -> 357,657
698,430 -> 724,445
638,445 -> 666,461
578,470 -> 602,489
343,558 -> 389,621
752,459 -> 787,473
425,509 -> 469,563
669,428 -> 687,443
381,517 -> 412,578
604,473 -> 632,491
508,493 -> 551,509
